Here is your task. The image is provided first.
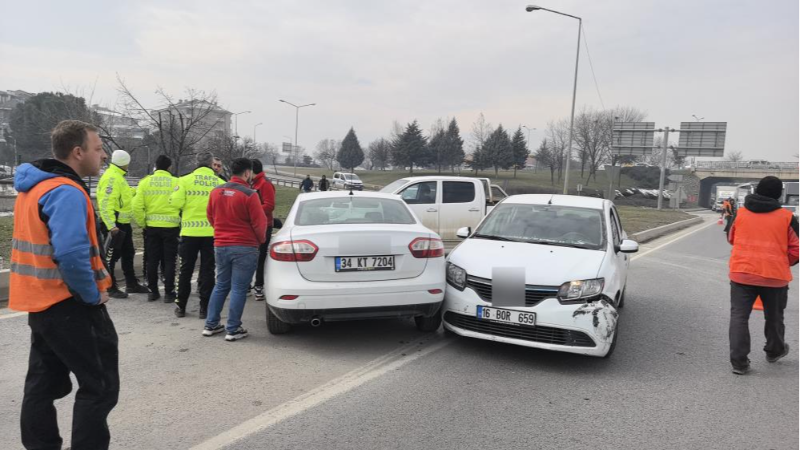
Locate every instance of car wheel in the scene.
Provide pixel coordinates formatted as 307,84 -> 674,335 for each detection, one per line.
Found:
617,288 -> 626,309
415,309 -> 442,332
266,306 -> 291,335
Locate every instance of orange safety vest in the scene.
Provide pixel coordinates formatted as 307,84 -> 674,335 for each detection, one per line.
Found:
9,177 -> 111,312
729,207 -> 794,282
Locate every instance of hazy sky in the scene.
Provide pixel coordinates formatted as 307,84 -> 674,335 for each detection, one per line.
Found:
1,0 -> 798,161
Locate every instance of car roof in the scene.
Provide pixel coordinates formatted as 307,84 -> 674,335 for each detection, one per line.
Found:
396,176 -> 483,182
501,194 -> 609,210
296,191 -> 401,201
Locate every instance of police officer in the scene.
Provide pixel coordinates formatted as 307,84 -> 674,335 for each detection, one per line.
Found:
97,149 -> 149,298
170,152 -> 224,318
133,155 -> 180,303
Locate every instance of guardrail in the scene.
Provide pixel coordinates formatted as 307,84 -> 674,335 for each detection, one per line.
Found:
694,161 -> 798,170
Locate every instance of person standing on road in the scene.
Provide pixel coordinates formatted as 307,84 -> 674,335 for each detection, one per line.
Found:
212,157 -> 228,182
170,152 -> 224,319
133,155 -> 180,303
10,120 -> 118,450
318,174 -> 329,191
250,159 -> 275,301
97,149 -> 149,298
203,158 -> 267,341
300,174 -> 314,192
728,176 -> 799,375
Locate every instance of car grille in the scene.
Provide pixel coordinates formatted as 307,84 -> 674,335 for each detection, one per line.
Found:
444,312 -> 596,347
465,276 -> 559,307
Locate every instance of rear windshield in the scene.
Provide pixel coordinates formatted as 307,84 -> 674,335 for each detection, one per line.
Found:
296,197 -> 416,226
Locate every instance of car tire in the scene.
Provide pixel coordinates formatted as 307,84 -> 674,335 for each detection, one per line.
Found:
266,306 -> 291,334
415,309 -> 442,332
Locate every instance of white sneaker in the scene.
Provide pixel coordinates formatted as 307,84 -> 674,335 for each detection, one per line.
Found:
202,324 -> 225,337
225,327 -> 248,341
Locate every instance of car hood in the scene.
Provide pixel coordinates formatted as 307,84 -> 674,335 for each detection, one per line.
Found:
448,238 -> 606,286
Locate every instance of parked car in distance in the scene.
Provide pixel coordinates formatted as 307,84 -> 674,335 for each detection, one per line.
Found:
265,191 -> 446,334
379,176 -> 508,241
443,194 -> 638,358
332,172 -> 364,190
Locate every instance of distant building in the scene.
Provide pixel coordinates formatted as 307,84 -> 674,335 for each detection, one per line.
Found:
92,105 -> 148,142
151,99 -> 232,150
0,90 -> 34,143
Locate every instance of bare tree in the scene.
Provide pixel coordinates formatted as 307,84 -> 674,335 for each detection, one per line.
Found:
204,136 -> 264,178
469,113 -> 493,174
367,138 -> 392,171
116,74 -> 224,174
546,119 -> 570,182
726,150 -> 744,162
604,106 -> 648,167
314,139 -> 339,170
261,142 -> 281,174
535,138 -> 558,184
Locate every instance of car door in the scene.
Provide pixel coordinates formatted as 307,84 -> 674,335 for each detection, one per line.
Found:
438,181 -> 481,240
398,181 -> 439,234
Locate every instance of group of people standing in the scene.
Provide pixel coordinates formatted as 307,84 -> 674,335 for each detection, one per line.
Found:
8,120 -> 276,448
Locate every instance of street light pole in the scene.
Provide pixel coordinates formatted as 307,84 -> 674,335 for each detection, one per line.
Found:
523,125 -> 536,171
692,114 -> 704,122
254,122 -> 263,145
279,99 -> 316,176
233,110 -> 251,139
526,5 -> 581,195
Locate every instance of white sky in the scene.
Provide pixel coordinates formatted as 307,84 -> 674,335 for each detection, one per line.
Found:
1,0 -> 798,161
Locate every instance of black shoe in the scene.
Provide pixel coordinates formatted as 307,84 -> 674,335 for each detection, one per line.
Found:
225,327 -> 248,341
767,343 -> 790,363
126,283 -> 151,294
174,307 -> 186,318
164,292 -> 177,303
254,286 -> 265,301
199,307 -> 207,320
202,324 -> 225,337
148,292 -> 161,302
732,365 -> 751,375
108,287 -> 129,299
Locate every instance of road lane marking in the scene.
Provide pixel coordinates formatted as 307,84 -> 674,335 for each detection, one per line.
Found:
632,219 -> 717,262
0,311 -> 27,320
190,336 -> 453,450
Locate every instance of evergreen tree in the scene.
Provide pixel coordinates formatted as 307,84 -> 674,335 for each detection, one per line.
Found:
511,126 -> 529,178
390,120 -> 428,174
336,127 -> 365,172
443,118 -> 465,173
483,125 -> 513,176
428,128 -> 447,173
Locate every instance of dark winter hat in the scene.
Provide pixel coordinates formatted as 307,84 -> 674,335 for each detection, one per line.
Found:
756,176 -> 783,200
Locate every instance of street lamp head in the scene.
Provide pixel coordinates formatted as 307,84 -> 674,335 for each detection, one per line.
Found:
526,5 -> 542,11
279,100 -> 286,103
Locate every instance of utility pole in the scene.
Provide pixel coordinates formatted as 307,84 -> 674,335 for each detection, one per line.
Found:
656,127 -> 674,210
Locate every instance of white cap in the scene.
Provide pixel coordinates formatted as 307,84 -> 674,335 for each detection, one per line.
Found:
111,150 -> 131,167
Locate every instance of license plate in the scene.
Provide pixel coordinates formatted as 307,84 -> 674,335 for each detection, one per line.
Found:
335,255 -> 395,272
476,306 -> 536,327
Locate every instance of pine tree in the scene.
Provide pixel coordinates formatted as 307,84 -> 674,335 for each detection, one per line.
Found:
511,127 -> 529,178
336,127 -> 365,173
428,128 -> 446,173
390,120 -> 428,174
484,125 -> 513,176
443,118 -> 465,173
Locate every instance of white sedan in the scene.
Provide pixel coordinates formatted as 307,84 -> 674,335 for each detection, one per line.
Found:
265,191 -> 446,334
443,195 -> 638,357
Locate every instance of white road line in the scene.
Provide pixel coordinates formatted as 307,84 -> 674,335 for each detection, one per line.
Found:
0,311 -> 27,320
190,337 -> 453,450
632,219 -> 717,261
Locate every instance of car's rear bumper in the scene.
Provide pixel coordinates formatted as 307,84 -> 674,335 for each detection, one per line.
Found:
269,301 -> 442,324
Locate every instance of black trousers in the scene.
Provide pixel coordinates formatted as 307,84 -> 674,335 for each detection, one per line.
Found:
723,215 -> 734,233
145,227 -> 180,295
102,222 -> 136,288
142,231 -> 167,281
729,281 -> 789,369
254,226 -> 274,287
21,298 -> 119,450
176,236 -> 215,310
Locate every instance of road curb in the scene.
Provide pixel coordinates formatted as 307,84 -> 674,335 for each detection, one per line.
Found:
630,216 -> 705,244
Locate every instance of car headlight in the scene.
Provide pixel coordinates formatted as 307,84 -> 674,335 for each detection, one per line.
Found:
446,262 -> 467,291
557,278 -> 604,303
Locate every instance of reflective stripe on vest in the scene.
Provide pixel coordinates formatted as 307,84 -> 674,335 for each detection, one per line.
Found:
182,219 -> 212,229
146,214 -> 181,224
11,239 -> 102,257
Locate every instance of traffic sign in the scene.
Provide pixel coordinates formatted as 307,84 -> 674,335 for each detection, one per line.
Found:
676,122 -> 726,157
612,122 -> 656,155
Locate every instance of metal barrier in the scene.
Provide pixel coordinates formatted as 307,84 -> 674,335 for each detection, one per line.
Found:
694,161 -> 798,170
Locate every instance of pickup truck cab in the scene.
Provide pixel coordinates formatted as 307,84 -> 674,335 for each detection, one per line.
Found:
380,176 -> 508,241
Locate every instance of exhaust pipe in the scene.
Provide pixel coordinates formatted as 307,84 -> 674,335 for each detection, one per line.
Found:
310,317 -> 322,327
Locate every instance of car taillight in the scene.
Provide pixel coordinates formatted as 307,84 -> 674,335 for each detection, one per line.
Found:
409,237 -> 444,258
269,240 -> 319,262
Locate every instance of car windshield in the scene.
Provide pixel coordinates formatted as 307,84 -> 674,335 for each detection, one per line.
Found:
296,197 -> 415,226
380,179 -> 410,193
344,174 -> 360,181
473,203 -> 606,250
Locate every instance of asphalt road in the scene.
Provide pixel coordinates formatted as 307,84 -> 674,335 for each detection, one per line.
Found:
0,211 -> 796,449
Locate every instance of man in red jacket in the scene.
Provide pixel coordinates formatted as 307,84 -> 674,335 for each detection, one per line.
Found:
250,159 -> 276,301
203,158 -> 267,341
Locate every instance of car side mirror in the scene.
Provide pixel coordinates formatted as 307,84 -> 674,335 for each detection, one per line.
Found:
456,227 -> 471,239
619,239 -> 639,253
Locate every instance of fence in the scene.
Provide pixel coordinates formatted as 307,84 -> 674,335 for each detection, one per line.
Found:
694,161 -> 798,170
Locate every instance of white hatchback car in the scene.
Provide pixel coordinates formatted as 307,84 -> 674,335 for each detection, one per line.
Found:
265,191 -> 446,334
443,195 -> 638,357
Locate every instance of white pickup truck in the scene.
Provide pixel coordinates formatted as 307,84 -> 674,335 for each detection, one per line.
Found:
379,176 -> 508,241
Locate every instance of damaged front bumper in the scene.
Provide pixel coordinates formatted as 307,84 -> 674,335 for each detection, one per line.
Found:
443,285 -> 618,357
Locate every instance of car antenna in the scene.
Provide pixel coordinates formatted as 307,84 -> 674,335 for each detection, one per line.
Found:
548,194 -> 554,205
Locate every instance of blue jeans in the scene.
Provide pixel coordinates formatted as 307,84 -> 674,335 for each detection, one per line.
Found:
206,246 -> 259,333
